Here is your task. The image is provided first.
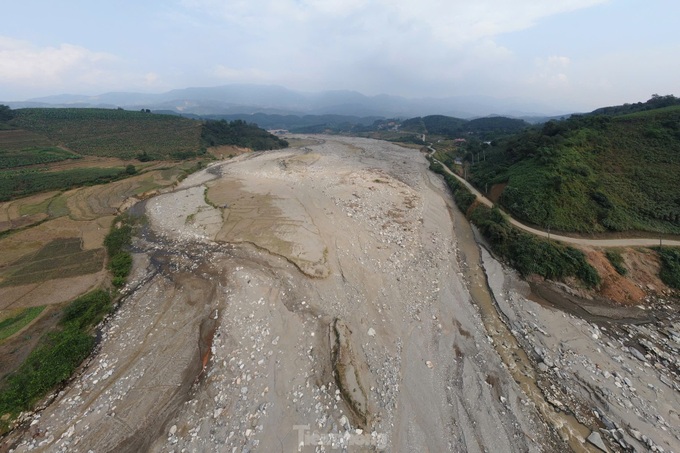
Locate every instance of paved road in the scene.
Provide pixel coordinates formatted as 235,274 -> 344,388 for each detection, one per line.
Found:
430,151 -> 680,248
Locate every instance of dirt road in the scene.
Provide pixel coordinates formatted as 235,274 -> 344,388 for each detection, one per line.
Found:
3,136 -> 567,452
430,153 -> 680,248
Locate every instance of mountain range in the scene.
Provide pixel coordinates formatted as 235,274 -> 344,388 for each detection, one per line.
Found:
3,85 -> 579,119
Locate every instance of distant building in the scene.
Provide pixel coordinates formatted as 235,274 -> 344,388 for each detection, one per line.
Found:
454,158 -> 463,165
453,138 -> 466,143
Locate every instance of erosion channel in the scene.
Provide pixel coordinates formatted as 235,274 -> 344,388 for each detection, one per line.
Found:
4,136 -> 679,452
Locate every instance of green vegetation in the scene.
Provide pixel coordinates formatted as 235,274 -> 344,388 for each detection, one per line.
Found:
605,249 -> 627,275
655,247 -> 680,289
0,238 -> 105,287
400,115 -> 528,139
104,214 -> 134,287
0,307 -> 46,342
0,290 -> 112,431
468,97 -> 680,234
0,105 -> 14,122
11,108 -> 202,159
0,108 -> 289,202
0,146 -> 78,169
591,94 -> 680,116
0,166 -> 126,201
201,119 -> 288,150
429,160 -> 600,287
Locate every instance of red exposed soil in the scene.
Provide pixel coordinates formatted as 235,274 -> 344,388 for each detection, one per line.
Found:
582,248 -> 669,305
488,183 -> 507,204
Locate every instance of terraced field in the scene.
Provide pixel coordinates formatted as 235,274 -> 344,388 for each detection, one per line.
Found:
0,237 -> 105,288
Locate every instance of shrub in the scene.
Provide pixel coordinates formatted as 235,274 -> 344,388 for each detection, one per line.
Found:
430,162 -> 600,287
605,249 -> 627,275
655,247 -> 680,289
0,290 -> 112,431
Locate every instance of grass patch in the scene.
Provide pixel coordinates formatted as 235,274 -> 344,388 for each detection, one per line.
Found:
605,249 -> 627,275
15,193 -> 69,218
0,306 -> 46,342
0,290 -> 112,432
654,247 -> 680,289
18,194 -> 54,216
104,214 -> 136,287
47,194 -> 69,217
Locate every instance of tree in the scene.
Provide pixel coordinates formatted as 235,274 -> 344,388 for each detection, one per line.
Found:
125,164 -> 137,175
0,104 -> 14,122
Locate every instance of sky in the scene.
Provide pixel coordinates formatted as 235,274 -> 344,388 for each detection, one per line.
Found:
1,0 -> 679,110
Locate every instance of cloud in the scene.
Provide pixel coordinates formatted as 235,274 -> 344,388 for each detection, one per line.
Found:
0,36 -> 175,99
0,36 -> 114,82
532,55 -> 571,85
173,0 -> 608,97
213,65 -> 271,83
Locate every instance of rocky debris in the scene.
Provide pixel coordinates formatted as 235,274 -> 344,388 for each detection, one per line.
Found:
587,431 -> 610,452
483,247 -> 680,453
3,136 -> 561,452
330,319 -> 370,427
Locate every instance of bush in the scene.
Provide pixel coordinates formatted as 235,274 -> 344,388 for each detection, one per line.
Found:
104,215 -> 135,286
0,289 -> 112,431
61,289 -> 112,329
109,252 -> 132,283
655,247 -> 680,289
605,249 -> 627,275
430,161 -> 600,287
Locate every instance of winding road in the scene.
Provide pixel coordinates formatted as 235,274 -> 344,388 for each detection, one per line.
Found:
430,149 -> 680,248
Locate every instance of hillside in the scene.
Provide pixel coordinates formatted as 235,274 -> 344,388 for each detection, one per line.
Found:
400,114 -> 529,138
468,98 -> 680,234
0,107 -> 287,201
10,108 -> 203,159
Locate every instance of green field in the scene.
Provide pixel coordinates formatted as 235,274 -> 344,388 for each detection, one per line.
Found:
0,307 -> 46,342
11,108 -> 202,159
0,166 -> 128,201
0,146 -> 80,169
0,129 -> 52,151
0,238 -> 105,287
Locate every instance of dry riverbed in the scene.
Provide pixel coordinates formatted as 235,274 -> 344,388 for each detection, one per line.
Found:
2,136 -> 678,452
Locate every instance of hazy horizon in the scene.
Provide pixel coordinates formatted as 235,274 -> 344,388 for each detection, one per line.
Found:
2,1 -> 679,111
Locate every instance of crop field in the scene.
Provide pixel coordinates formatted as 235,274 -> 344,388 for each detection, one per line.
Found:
12,108 -> 203,159
0,306 -> 46,342
0,147 -> 80,170
0,166 -> 125,201
0,237 -> 105,288
0,129 -> 52,151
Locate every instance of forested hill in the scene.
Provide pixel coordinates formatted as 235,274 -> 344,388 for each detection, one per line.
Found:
2,108 -> 287,160
400,114 -> 529,138
468,97 -> 680,234
590,94 -> 680,117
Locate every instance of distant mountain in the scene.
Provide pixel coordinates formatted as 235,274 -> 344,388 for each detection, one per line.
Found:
4,85 -> 577,119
